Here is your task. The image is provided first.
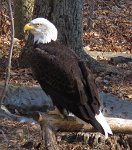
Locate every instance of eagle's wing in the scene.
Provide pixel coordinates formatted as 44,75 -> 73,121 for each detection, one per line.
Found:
31,47 -> 79,100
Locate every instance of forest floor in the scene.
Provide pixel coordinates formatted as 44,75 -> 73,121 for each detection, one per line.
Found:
0,0 -> 132,149
0,117 -> 132,150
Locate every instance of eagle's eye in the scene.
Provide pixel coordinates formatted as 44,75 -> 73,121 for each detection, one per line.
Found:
35,23 -> 42,27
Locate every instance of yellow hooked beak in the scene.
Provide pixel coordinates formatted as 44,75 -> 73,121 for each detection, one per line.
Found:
24,23 -> 35,32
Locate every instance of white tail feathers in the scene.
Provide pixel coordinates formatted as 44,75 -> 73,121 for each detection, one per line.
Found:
95,110 -> 112,138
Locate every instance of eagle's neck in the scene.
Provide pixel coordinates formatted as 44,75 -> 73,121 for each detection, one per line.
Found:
34,32 -> 50,44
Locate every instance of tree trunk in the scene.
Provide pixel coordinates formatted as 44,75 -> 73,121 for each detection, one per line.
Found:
14,0 -> 34,39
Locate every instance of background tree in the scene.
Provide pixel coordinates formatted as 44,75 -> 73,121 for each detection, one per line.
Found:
14,0 -> 34,39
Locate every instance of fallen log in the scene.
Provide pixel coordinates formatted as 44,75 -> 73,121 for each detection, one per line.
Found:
1,107 -> 132,135
32,111 -> 132,135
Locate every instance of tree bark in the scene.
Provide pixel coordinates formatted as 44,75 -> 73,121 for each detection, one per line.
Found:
14,0 -> 34,39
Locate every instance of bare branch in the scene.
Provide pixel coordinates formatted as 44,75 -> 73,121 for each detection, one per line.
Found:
0,0 -> 14,105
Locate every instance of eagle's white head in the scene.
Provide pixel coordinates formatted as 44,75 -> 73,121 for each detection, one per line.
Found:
24,18 -> 58,44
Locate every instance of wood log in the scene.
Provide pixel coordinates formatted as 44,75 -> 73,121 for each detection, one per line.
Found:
106,118 -> 132,134
32,111 -> 132,135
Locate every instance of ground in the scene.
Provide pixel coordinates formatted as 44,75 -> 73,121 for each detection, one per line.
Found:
0,0 -> 132,149
0,118 -> 131,149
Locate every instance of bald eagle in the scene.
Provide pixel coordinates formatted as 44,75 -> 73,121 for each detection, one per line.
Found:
24,18 -> 112,138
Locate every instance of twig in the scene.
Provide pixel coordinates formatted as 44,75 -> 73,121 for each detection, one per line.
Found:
0,0 -> 14,105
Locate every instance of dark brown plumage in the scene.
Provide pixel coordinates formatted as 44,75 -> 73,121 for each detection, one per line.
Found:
30,41 -> 103,133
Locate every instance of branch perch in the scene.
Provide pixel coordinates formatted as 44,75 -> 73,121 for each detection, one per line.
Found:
33,112 -> 132,135
0,0 -> 14,105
